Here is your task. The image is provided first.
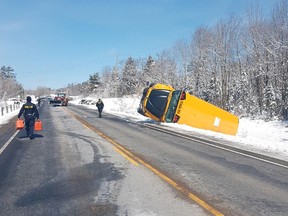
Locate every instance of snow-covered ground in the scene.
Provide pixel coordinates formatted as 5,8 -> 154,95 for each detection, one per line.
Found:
1,96 -> 287,161
0,101 -> 22,125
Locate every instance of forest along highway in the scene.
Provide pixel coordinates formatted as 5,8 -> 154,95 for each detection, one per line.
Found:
0,100 -> 287,216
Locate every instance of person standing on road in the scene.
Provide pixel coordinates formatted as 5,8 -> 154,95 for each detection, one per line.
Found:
18,96 -> 39,139
96,98 -> 104,118
37,98 -> 41,107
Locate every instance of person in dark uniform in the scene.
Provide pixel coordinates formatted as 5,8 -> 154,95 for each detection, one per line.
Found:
18,96 -> 39,139
37,98 -> 41,107
96,98 -> 104,118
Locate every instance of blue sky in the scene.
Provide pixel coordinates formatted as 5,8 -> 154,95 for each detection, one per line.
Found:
0,0 -> 276,90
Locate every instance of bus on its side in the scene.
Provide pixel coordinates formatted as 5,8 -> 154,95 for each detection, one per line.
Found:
137,83 -> 239,136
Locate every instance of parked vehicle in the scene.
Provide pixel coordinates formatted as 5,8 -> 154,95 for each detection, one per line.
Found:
137,83 -> 239,135
49,92 -> 68,106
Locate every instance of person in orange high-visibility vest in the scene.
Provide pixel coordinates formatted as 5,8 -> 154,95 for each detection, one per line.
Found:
18,96 -> 39,139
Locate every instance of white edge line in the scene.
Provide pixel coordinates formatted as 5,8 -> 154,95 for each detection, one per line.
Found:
0,130 -> 20,156
185,135 -> 288,169
71,113 -> 288,169
143,124 -> 288,169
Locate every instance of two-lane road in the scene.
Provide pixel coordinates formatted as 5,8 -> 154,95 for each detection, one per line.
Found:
0,100 -> 287,215
68,104 -> 288,216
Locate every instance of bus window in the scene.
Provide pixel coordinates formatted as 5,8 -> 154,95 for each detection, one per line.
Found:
165,90 -> 181,122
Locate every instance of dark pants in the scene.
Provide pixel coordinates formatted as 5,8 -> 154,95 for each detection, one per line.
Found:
24,115 -> 35,137
98,108 -> 103,118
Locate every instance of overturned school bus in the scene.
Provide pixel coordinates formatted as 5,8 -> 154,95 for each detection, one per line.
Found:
137,83 -> 239,135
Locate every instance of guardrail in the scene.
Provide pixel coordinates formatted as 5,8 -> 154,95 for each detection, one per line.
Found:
0,103 -> 20,117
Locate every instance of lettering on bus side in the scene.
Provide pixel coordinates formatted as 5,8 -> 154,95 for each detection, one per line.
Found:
176,101 -> 183,115
213,117 -> 221,127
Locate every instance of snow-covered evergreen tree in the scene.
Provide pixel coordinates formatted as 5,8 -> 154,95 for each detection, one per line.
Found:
0,65 -> 24,100
263,82 -> 277,119
88,72 -> 101,92
142,55 -> 156,85
119,57 -> 138,96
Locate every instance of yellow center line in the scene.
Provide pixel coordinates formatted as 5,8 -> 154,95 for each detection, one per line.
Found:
64,109 -> 139,165
113,147 -> 140,166
64,108 -> 224,216
135,157 -> 224,216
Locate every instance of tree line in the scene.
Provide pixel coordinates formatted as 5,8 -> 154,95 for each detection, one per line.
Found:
2,0 -> 288,120
0,66 -> 24,101
66,0 -> 288,120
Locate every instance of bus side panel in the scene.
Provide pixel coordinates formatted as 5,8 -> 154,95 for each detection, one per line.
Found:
176,94 -> 239,135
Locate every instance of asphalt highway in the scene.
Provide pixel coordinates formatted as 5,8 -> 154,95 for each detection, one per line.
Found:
0,100 -> 287,216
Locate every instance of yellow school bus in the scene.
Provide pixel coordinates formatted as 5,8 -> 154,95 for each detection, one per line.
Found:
137,83 -> 239,135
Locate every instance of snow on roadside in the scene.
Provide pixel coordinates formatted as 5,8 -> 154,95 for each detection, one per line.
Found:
0,101 -> 21,126
1,96 -> 287,161
0,97 -> 37,127
70,96 -> 288,161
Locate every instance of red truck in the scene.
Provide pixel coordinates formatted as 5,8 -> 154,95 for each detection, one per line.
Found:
49,92 -> 68,106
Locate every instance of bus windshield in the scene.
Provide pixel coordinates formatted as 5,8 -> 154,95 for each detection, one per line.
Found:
145,89 -> 170,119
165,90 -> 181,123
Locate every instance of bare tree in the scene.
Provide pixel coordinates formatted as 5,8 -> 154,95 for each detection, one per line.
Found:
271,0 -> 288,119
155,50 -> 178,88
210,16 -> 241,110
189,26 -> 213,99
172,39 -> 191,88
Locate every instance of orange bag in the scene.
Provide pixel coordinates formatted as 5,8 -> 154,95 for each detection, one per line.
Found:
34,120 -> 42,131
16,119 -> 24,130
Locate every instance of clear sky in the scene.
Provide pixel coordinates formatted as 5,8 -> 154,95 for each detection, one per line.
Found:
0,0 -> 276,90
